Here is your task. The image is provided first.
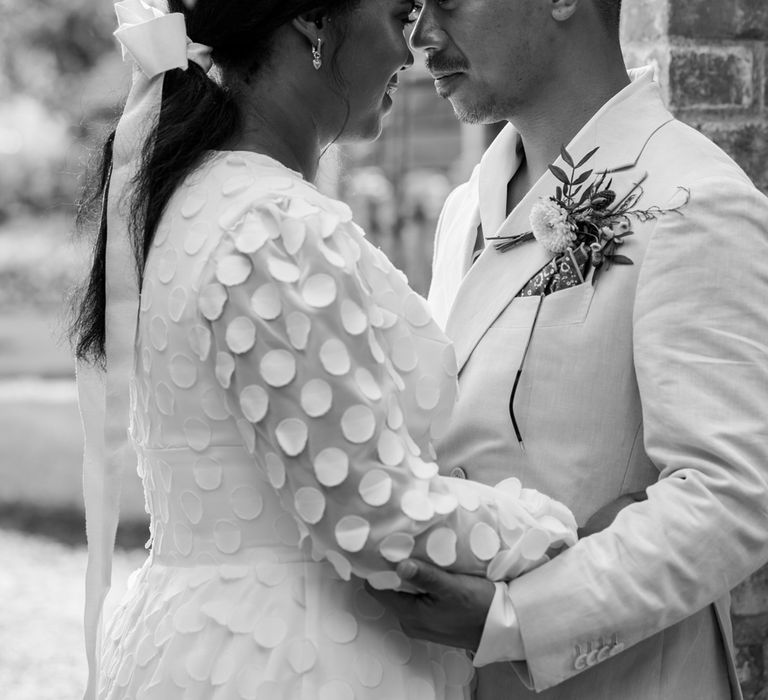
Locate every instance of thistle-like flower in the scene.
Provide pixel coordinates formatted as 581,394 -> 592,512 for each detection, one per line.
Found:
530,198 -> 577,254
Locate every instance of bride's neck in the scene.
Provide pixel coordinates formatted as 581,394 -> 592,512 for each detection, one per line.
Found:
227,85 -> 323,182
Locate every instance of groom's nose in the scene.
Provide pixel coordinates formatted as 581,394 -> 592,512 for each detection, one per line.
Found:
409,2 -> 447,53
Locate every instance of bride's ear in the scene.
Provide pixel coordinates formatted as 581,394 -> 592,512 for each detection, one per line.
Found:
291,10 -> 326,46
551,0 -> 579,22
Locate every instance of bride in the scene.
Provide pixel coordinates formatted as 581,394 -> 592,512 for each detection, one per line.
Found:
71,1 -> 577,698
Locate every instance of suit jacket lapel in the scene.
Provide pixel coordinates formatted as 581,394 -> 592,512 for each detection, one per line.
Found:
444,67 -> 674,373
446,237 -> 551,372
446,164 -> 556,372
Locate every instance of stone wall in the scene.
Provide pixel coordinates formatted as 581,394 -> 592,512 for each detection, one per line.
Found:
622,1 -> 768,697
622,0 -> 768,191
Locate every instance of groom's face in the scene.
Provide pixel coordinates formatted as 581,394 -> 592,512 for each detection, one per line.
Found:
410,0 -> 556,123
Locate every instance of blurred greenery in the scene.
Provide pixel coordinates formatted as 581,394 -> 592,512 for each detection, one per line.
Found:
0,214 -> 88,313
0,312 -> 73,378
0,397 -> 148,527
0,0 -> 115,107
0,0 -> 127,218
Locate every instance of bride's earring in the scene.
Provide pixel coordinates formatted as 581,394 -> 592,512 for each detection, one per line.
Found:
312,38 -> 323,70
551,0 -> 577,21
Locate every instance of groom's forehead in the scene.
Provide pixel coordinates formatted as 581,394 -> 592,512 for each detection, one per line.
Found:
439,0 -> 541,23
423,0 -> 620,36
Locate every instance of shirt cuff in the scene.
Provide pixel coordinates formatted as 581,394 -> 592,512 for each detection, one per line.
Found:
473,581 -> 526,666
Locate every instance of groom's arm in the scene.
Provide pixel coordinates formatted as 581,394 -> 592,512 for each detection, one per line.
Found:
470,175 -> 768,690
365,490 -> 647,660
370,175 -> 768,691
472,488 -> 649,665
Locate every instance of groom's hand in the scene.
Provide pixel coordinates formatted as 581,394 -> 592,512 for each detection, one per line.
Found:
365,559 -> 495,651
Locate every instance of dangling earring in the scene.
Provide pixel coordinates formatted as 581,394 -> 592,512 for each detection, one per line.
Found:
312,38 -> 323,70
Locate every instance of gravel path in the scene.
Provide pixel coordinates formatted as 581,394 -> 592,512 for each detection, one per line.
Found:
0,529 -> 145,700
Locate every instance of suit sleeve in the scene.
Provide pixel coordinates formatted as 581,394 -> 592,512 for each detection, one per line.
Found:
201,192 -> 577,589
488,176 -> 768,690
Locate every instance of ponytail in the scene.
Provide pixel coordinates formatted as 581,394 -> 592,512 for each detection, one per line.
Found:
71,63 -> 239,366
132,65 -> 239,272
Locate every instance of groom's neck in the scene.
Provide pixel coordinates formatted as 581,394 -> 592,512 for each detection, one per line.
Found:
508,45 -> 630,199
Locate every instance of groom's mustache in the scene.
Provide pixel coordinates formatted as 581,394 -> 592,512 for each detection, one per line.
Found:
425,55 -> 470,76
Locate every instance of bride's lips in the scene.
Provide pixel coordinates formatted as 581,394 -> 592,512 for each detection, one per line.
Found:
383,79 -> 399,107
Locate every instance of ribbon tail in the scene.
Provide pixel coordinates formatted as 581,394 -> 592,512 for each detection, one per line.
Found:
78,362 -> 111,700
80,63 -> 162,700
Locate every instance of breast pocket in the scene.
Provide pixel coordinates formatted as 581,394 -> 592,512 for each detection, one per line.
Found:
493,281 -> 597,329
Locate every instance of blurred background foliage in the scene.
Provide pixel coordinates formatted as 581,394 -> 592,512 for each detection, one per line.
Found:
0,0 -> 126,332
0,0 -> 120,218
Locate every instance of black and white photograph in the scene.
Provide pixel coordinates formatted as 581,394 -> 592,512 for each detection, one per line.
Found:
1,0 -> 766,698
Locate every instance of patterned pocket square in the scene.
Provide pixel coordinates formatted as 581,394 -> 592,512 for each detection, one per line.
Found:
517,243 -> 591,298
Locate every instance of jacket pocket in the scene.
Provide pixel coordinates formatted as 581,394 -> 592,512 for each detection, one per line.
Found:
493,280 -> 597,329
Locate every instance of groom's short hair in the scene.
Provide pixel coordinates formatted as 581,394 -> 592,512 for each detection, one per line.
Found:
594,0 -> 622,31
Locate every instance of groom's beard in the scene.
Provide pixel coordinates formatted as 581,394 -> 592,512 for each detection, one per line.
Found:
450,94 -> 506,125
425,55 -> 509,125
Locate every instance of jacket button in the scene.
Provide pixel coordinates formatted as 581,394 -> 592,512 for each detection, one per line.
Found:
597,645 -> 611,663
574,653 -> 588,670
450,467 -> 467,479
609,642 -> 625,657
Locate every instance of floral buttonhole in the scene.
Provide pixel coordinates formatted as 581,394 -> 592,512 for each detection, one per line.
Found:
487,145 -> 690,287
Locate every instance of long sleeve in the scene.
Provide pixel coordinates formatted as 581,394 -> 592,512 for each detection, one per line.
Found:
200,187 -> 577,588
490,176 -> 768,689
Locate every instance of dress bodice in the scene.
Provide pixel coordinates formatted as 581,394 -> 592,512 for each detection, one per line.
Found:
130,152 -> 478,570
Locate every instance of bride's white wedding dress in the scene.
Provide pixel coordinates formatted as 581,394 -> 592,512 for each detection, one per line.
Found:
96,151 -> 575,699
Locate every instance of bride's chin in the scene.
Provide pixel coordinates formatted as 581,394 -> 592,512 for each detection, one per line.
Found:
336,113 -> 386,145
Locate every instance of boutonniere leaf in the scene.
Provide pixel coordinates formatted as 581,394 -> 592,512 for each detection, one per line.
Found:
560,145 -> 574,168
609,254 -> 633,265
575,146 -> 600,169
548,165 -> 570,186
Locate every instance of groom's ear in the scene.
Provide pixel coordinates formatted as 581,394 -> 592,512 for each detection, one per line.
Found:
551,0 -> 579,22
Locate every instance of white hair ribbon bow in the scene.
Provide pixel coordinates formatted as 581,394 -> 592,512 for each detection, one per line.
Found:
114,0 -> 213,78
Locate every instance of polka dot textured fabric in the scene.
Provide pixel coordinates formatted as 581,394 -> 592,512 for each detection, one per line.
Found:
102,152 -> 577,699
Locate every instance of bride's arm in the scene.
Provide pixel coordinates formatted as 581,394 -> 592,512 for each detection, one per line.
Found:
201,193 -> 576,588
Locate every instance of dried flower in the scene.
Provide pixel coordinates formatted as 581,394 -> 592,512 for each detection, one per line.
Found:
530,198 -> 577,254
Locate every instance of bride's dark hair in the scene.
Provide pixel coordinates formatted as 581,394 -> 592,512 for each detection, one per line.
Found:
71,0 -> 359,366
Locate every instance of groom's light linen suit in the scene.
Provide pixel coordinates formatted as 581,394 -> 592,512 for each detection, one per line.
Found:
429,67 -> 768,699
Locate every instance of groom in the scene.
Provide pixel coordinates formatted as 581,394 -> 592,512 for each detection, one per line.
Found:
368,0 -> 768,698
